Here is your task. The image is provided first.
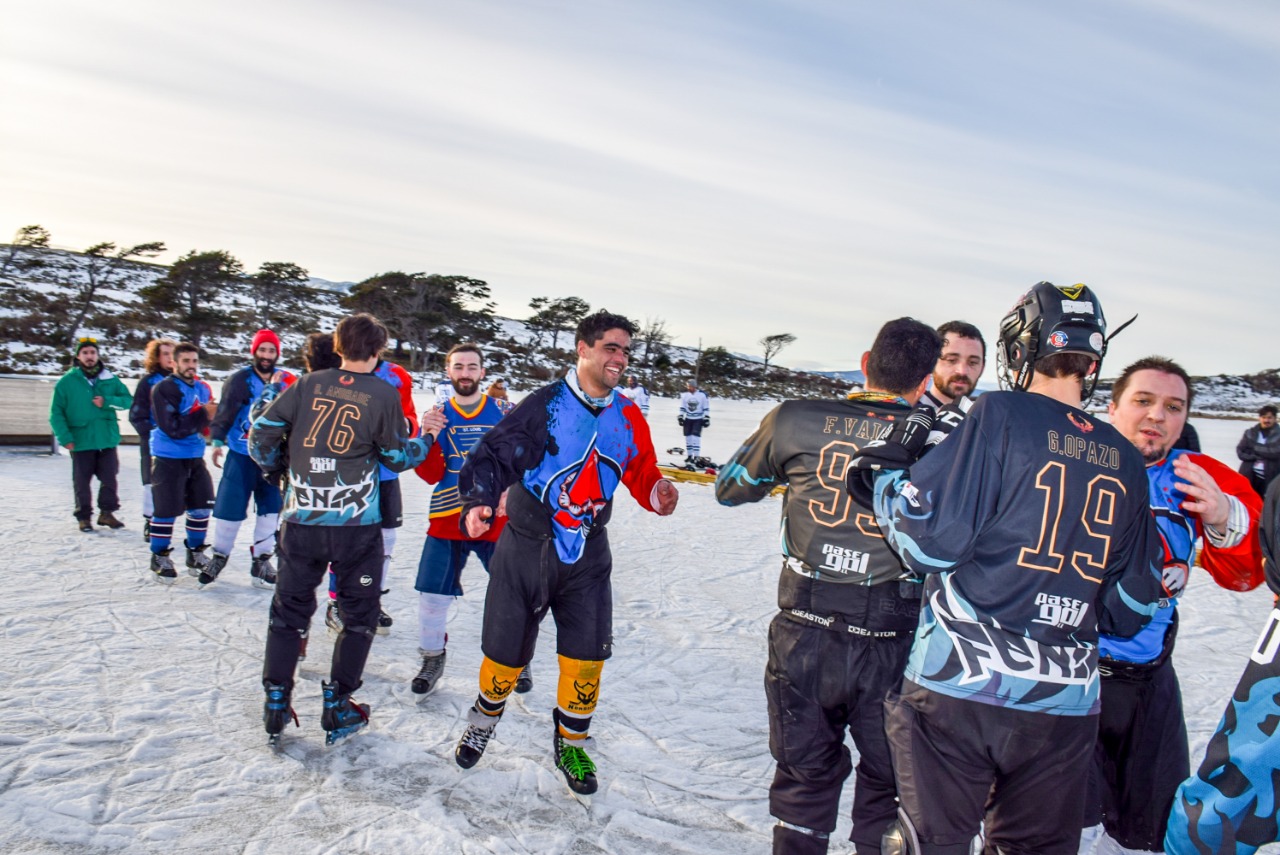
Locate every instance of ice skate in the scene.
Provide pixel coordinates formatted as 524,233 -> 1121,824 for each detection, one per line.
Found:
320,681 -> 369,746
376,608 -> 393,635
325,601 -> 344,635
553,708 -> 598,799
515,663 -> 533,694
185,543 -> 210,577
455,705 -> 499,769
199,551 -> 229,586
150,549 -> 177,583
411,649 -> 446,697
250,552 -> 276,589
263,682 -> 298,749
142,516 -> 151,541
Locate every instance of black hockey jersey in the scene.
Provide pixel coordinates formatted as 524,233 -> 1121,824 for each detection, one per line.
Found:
867,391 -> 1164,715
716,393 -> 920,630
248,368 -> 431,526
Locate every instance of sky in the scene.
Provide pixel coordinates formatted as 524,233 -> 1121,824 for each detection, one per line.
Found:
2,0 -> 1278,377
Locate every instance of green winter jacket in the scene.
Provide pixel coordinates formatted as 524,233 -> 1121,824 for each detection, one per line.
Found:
49,366 -> 132,450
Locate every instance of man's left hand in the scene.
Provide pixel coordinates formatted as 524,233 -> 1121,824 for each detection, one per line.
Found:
654,479 -> 679,516
1172,455 -> 1230,530
92,396 -> 104,408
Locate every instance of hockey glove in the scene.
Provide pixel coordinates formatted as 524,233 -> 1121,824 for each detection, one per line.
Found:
1161,561 -> 1189,599
846,405 -> 934,509
703,417 -> 709,428
677,414 -> 685,426
925,396 -> 972,451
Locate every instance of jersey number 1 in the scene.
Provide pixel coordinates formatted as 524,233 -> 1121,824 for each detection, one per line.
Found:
1018,462 -> 1122,582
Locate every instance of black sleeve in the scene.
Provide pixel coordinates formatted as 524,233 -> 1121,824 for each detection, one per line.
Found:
209,371 -> 250,444
129,379 -> 153,433
1239,428 -> 1259,461
151,379 -> 210,440
459,388 -> 551,515
1264,476 -> 1280,597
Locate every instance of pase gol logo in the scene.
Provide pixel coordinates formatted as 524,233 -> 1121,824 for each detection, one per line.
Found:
1066,412 -> 1094,433
339,374 -> 354,386
1048,331 -> 1068,348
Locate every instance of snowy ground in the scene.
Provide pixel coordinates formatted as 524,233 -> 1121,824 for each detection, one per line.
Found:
1,394 -> 1275,854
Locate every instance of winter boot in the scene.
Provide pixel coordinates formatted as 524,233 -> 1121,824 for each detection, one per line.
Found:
78,519 -> 94,533
263,682 -> 298,745
185,543 -> 210,576
411,649 -> 447,696
250,552 -> 277,589
150,549 -> 177,583
515,663 -> 534,694
325,601 -> 344,635
199,550 -> 230,586
320,681 -> 369,746
97,511 -> 125,529
553,708 -> 598,796
456,704 -> 500,769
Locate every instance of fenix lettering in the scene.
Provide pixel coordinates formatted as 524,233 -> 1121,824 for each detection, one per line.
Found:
1031,593 -> 1089,630
310,457 -> 337,474
323,386 -> 372,406
937,593 -> 1092,685
820,543 -> 871,576
292,480 -> 375,516
1046,431 -> 1120,470
821,416 -> 890,441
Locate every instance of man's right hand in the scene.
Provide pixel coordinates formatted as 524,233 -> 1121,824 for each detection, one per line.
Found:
420,406 -> 447,440
212,446 -> 225,468
203,400 -> 218,419
65,442 -> 75,452
464,505 -> 495,538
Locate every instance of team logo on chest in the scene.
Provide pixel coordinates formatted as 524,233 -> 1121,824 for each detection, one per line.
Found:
545,436 -> 623,535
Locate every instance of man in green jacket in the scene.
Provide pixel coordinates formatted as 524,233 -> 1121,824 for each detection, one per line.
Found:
49,338 -> 133,532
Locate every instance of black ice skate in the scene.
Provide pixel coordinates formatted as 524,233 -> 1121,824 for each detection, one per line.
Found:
264,682 -> 299,748
411,650 -> 446,696
553,709 -> 598,798
185,543 -> 210,577
150,549 -> 177,583
515,664 -> 533,694
250,552 -> 276,589
142,516 -> 151,541
325,601 -> 344,635
376,607 -> 393,635
455,705 -> 500,769
199,551 -> 229,586
320,681 -> 369,746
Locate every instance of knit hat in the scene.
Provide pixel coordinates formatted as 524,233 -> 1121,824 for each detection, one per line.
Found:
250,329 -> 281,355
74,337 -> 99,356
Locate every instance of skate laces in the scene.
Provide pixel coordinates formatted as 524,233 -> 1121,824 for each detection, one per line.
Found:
556,735 -> 596,779
459,721 -> 495,754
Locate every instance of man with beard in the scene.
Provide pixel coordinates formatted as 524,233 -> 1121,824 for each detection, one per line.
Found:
204,329 -> 297,587
1237,404 -> 1280,498
452,310 -> 678,800
50,337 -> 133,532
408,342 -> 518,698
129,337 -> 176,538
921,320 -> 985,409
1083,357 -> 1262,854
148,342 -> 218,581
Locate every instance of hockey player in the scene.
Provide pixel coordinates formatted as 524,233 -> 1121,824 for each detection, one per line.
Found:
921,320 -> 984,409
716,317 -> 942,855
678,379 -> 710,461
452,309 -> 678,798
619,374 -> 650,416
128,338 -> 175,538
1083,357 -> 1262,854
50,337 -> 133,532
409,343 -> 517,698
147,342 -> 218,582
323,350 -> 419,635
848,282 -> 1166,854
204,329 -> 297,587
249,313 -> 442,746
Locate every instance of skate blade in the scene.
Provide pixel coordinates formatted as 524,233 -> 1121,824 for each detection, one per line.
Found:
251,577 -> 275,590
324,723 -> 367,746
152,574 -> 176,585
564,785 -> 592,808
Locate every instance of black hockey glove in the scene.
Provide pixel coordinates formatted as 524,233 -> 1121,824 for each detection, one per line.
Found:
703,417 -> 709,428
677,414 -> 685,425
846,404 -> 934,509
924,396 -> 972,451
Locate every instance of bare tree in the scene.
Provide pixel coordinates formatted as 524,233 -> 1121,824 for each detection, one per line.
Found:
527,296 -> 590,352
0,224 -> 52,282
638,316 -> 671,366
760,333 -> 797,374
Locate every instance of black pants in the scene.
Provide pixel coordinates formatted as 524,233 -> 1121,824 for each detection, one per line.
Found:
139,429 -> 153,485
262,522 -> 383,696
886,681 -> 1096,855
71,447 -> 119,521
1087,657 -> 1188,850
766,614 -> 912,853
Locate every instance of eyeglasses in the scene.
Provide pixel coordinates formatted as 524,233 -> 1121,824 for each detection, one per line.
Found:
78,336 -> 98,344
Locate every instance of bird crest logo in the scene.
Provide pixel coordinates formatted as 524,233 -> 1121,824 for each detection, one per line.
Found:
1066,412 -> 1094,433
548,437 -> 621,535
339,374 -> 355,386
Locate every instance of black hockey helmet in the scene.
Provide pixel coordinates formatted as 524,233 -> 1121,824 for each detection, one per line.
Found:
997,281 -> 1108,401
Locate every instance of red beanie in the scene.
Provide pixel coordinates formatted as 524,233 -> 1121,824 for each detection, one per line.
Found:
250,329 -> 281,355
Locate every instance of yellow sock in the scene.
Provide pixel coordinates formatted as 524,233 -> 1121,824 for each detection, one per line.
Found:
476,656 -> 524,715
556,655 -> 603,739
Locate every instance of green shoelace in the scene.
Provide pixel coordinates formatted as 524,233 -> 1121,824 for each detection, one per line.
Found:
557,738 -> 596,779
